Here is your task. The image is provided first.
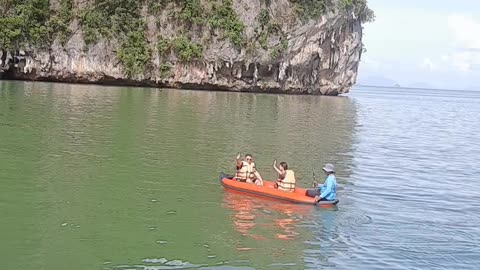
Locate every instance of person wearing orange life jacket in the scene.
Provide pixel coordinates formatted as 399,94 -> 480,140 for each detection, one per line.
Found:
235,153 -> 264,186
273,160 -> 296,192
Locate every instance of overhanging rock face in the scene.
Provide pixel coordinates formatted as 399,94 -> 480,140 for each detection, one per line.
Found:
0,0 -> 373,95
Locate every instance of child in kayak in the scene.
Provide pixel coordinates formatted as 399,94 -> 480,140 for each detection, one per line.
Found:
306,163 -> 337,202
273,160 -> 296,192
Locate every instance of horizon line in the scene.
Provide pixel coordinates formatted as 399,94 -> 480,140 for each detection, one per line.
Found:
354,84 -> 479,92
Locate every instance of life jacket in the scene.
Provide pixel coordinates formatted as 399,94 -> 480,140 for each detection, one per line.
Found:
235,161 -> 256,182
277,170 -> 296,192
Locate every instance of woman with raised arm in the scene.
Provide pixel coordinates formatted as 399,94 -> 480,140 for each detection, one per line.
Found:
273,160 -> 296,192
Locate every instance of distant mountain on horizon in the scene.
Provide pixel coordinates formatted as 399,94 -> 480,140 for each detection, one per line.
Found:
357,75 -> 398,87
357,75 -> 444,90
356,74 -> 480,91
407,82 -> 436,89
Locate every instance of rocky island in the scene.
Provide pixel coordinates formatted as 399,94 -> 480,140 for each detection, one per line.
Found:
0,0 -> 374,95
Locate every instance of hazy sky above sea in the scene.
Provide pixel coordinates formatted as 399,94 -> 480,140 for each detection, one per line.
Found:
358,0 -> 480,90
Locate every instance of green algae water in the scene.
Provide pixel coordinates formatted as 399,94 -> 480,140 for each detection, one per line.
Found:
1,81 -> 479,269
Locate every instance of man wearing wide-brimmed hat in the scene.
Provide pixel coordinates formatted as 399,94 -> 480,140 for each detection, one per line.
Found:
306,163 -> 337,202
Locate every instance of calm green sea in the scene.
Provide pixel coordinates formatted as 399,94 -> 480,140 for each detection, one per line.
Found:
1,81 -> 479,270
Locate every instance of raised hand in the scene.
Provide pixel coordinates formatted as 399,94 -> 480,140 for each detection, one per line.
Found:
273,159 -> 277,167
236,153 -> 241,160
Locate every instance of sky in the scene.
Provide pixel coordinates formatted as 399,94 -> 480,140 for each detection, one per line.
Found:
358,0 -> 480,90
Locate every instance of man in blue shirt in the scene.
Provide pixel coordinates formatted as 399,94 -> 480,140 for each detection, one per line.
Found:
306,163 -> 337,202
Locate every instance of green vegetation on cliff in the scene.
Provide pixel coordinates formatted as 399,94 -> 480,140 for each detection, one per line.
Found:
293,0 -> 327,20
171,36 -> 203,61
179,0 -> 205,24
157,38 -> 170,57
293,0 -> 374,22
208,0 -> 245,47
51,0 -> 73,45
149,0 -> 246,47
340,0 -> 375,22
0,0 -> 73,49
78,0 -> 243,76
79,0 -> 151,76
117,27 -> 152,77
1,0 -> 374,78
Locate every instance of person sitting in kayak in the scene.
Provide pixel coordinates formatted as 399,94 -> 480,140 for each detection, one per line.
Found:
306,163 -> 337,202
273,160 -> 296,192
235,153 -> 264,185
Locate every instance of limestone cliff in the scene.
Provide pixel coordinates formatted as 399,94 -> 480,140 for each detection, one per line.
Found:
0,0 -> 374,95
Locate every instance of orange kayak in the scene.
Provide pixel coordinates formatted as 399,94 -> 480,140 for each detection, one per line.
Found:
219,173 -> 339,206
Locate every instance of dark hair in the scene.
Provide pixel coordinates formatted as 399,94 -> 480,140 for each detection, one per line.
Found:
280,162 -> 288,170
245,154 -> 252,158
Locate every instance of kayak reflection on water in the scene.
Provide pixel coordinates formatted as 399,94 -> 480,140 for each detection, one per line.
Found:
221,190 -> 313,243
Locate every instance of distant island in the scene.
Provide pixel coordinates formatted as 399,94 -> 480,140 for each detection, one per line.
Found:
354,84 -> 480,92
357,75 -> 439,90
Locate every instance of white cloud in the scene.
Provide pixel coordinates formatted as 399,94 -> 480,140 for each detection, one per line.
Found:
448,14 -> 480,49
420,58 -> 437,71
414,14 -> 480,74
360,1 -> 480,89
417,50 -> 480,73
